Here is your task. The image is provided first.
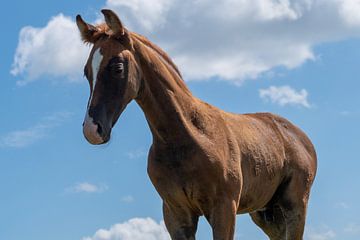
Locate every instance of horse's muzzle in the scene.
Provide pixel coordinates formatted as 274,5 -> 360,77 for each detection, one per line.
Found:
83,113 -> 110,145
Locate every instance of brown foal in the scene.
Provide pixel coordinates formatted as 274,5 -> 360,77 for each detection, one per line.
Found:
77,9 -> 317,240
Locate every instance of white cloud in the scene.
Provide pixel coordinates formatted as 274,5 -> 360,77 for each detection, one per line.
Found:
11,14 -> 90,85
339,0 -> 360,26
340,110 -> 351,116
126,149 -> 146,159
335,201 -> 350,209
105,0 -> 174,31
259,85 -> 311,108
11,0 -> 360,84
306,228 -> 336,240
66,182 -> 108,193
344,223 -> 360,235
120,195 -> 134,203
104,0 -> 360,84
83,217 -> 170,240
0,111 -> 71,148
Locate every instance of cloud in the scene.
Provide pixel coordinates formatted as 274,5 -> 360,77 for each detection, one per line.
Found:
11,14 -> 90,85
106,0 -> 173,31
0,111 -> 71,148
335,201 -> 350,209
126,149 -> 147,160
12,0 -> 360,84
105,0 -> 360,84
339,111 -> 351,116
120,195 -> 134,203
306,228 -> 336,240
83,217 -> 170,240
339,0 -> 360,26
259,85 -> 311,108
344,223 -> 360,235
66,182 -> 108,193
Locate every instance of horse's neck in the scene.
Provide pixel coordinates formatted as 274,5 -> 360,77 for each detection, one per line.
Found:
134,42 -> 198,144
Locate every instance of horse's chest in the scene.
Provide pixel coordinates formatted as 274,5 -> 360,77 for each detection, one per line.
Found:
148,143 -> 216,195
147,142 -> 241,212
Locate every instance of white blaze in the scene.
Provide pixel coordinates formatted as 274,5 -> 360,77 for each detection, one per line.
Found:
89,48 -> 103,105
83,48 -> 104,144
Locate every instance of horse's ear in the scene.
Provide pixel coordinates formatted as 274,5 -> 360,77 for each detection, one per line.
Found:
101,9 -> 125,37
76,15 -> 98,43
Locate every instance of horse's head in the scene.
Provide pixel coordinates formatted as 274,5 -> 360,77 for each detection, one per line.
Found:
77,10 -> 141,145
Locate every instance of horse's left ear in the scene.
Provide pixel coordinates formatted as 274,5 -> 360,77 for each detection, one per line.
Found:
76,15 -> 99,43
101,9 -> 125,37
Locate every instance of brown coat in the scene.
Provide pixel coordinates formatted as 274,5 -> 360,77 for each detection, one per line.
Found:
77,9 -> 317,240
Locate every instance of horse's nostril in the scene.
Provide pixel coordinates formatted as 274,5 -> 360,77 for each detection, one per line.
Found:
96,122 -> 103,136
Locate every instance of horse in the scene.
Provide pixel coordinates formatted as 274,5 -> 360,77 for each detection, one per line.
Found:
77,9 -> 317,240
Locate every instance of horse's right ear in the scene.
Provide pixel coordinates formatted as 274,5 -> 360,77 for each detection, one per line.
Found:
76,15 -> 99,43
101,9 -> 125,37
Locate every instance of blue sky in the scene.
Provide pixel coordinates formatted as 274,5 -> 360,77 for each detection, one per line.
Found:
1,1 -> 360,240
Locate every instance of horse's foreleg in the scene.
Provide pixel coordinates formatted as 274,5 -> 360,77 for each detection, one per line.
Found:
163,201 -> 199,240
206,198 -> 237,240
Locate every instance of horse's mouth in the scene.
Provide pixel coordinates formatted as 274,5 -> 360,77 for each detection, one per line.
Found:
99,131 -> 111,144
83,117 -> 111,145
83,129 -> 111,145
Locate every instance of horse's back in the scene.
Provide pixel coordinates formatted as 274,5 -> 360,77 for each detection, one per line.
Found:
244,112 -> 317,172
228,112 -> 316,171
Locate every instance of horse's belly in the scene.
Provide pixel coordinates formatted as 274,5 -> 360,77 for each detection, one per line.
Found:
237,154 -> 285,214
237,178 -> 282,214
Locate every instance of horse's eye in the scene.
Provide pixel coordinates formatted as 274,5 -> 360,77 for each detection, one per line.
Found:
111,62 -> 124,76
